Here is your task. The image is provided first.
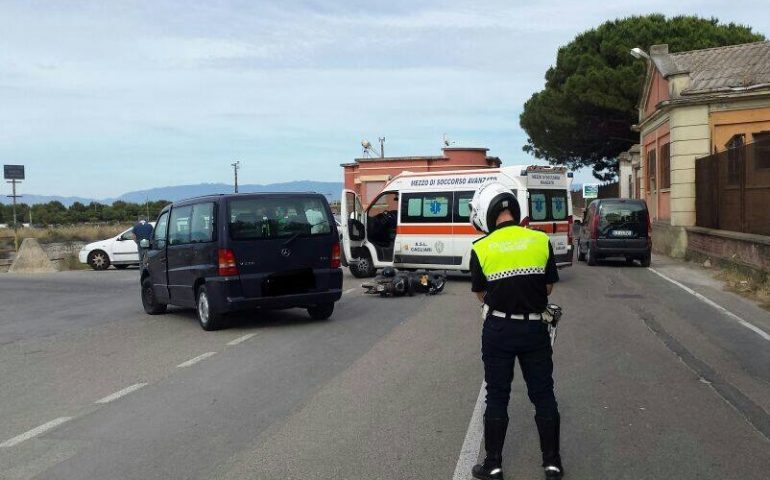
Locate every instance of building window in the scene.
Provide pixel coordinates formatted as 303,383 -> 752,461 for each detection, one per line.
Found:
754,132 -> 770,170
659,143 -> 671,189
726,135 -> 744,185
646,148 -> 656,190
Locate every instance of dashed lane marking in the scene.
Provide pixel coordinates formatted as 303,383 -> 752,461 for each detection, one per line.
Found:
176,352 -> 217,368
452,382 -> 486,480
227,333 -> 257,346
0,417 -> 72,448
649,267 -> 770,342
94,383 -> 147,404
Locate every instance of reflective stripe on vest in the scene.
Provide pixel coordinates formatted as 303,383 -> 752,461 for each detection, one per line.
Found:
472,226 -> 550,281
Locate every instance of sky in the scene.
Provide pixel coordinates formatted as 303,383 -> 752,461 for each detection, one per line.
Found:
1,0 -> 768,199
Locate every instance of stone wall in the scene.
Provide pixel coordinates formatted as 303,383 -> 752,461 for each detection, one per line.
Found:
42,241 -> 86,260
686,227 -> 770,277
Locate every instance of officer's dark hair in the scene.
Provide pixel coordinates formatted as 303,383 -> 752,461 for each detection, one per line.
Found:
487,193 -> 521,230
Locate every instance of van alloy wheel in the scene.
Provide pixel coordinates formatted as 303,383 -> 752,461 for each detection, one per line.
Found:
196,285 -> 224,331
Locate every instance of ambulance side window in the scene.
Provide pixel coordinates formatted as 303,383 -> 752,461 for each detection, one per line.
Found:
453,191 -> 475,223
401,192 -> 452,223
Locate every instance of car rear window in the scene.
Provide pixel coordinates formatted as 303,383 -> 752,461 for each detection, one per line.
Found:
228,197 -> 332,240
599,202 -> 647,225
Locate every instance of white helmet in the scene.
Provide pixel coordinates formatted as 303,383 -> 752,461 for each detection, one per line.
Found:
469,182 -> 520,234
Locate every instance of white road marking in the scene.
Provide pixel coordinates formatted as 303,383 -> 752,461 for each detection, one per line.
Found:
227,333 -> 257,346
94,383 -> 147,404
452,382 -> 486,480
343,287 -> 357,295
649,267 -> 770,342
0,417 -> 72,448
177,352 -> 217,368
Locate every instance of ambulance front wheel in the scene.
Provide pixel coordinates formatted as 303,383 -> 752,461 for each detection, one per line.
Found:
350,254 -> 376,278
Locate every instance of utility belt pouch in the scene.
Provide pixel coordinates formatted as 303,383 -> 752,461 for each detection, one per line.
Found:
541,303 -> 563,325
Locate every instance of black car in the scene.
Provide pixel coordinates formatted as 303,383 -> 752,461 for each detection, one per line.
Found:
576,198 -> 651,267
140,193 -> 343,330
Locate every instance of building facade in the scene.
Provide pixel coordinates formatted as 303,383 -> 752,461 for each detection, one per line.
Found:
635,41 -> 770,254
341,147 -> 501,205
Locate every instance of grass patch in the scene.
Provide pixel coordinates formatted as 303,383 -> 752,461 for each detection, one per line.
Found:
58,252 -> 90,271
8,224 -> 131,243
715,266 -> 770,310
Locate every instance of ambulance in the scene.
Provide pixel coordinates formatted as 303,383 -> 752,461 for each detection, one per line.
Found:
340,165 -> 574,278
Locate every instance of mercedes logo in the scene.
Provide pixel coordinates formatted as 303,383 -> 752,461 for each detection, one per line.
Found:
281,248 -> 291,257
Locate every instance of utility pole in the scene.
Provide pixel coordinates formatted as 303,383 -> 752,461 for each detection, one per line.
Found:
231,161 -> 241,193
4,165 -> 25,251
378,137 -> 385,158
6,179 -> 22,251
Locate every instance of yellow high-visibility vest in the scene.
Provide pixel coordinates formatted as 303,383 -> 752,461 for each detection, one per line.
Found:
472,226 -> 550,281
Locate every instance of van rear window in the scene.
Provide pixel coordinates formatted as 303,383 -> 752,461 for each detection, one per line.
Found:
228,197 -> 332,240
599,202 -> 647,225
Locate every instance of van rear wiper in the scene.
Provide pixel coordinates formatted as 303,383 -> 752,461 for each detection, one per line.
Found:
282,233 -> 300,246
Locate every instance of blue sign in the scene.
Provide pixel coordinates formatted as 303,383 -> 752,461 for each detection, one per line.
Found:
429,199 -> 442,215
533,198 -> 545,212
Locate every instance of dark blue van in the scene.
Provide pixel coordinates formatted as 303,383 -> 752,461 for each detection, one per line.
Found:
140,193 -> 343,330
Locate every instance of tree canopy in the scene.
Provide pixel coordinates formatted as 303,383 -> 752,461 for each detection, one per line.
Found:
519,15 -> 765,180
0,200 -> 170,226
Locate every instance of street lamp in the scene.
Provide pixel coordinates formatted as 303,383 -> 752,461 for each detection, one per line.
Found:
630,47 -> 650,60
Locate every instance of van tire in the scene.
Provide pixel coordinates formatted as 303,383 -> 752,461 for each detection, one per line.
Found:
586,244 -> 597,266
141,277 -> 167,315
641,251 -> 652,268
350,254 -> 376,278
308,303 -> 334,320
197,285 -> 224,331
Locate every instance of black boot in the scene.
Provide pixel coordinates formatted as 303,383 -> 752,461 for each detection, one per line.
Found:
471,416 -> 508,480
535,414 -> 563,479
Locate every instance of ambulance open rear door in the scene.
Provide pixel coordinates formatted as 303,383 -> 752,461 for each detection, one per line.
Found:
341,190 -> 366,262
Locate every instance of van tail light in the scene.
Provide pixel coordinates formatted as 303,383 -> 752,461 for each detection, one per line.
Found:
331,241 -> 341,269
218,248 -> 239,276
647,214 -> 653,244
567,215 -> 573,245
591,211 -> 600,240
520,216 -> 530,228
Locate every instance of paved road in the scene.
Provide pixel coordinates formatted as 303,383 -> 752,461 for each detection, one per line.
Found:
0,258 -> 768,479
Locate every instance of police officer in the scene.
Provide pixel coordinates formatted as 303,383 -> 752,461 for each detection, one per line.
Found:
468,182 -> 563,480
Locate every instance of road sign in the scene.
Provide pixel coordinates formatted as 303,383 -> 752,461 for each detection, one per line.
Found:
583,183 -> 599,199
4,165 -> 24,180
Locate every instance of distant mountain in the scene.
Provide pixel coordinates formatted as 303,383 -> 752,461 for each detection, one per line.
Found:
115,181 -> 343,203
0,181 -> 343,206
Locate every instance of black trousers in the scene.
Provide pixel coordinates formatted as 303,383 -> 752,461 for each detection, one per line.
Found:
481,315 -> 559,419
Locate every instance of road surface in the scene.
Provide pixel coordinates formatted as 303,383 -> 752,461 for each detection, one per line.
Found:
0,257 -> 768,479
